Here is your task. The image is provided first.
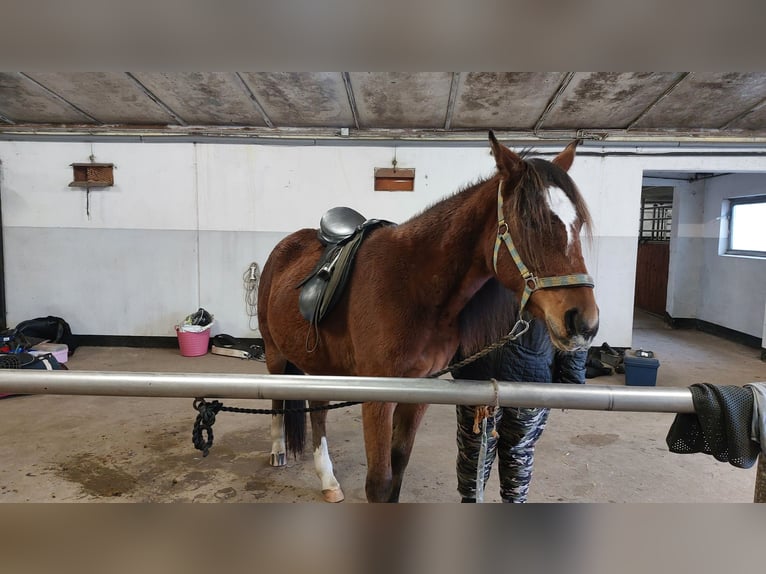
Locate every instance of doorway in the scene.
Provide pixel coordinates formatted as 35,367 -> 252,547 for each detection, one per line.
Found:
634,186 -> 673,317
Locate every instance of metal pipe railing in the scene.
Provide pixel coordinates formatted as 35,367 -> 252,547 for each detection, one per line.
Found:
1,369 -> 762,502
0,369 -> 696,412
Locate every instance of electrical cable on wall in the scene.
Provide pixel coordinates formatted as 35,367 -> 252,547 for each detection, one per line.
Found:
243,262 -> 261,331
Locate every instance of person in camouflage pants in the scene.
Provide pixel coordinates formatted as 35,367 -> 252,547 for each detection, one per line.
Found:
452,316 -> 586,503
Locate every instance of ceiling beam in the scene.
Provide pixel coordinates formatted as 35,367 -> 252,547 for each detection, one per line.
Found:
19,72 -> 101,124
4,124 -> 766,147
342,73 -> 360,130
124,73 -> 187,126
719,94 -> 766,130
626,72 -> 690,130
444,72 -> 462,130
234,73 -> 274,128
533,73 -> 575,133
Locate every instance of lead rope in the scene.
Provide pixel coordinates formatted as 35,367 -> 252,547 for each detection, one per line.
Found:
475,416 -> 489,503
428,318 -> 529,379
473,378 -> 500,502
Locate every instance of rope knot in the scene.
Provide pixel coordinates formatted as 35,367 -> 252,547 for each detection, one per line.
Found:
192,399 -> 223,457
471,379 -> 501,437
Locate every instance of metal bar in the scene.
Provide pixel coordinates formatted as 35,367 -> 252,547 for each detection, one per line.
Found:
0,370 -> 695,412
2,370 -> 762,502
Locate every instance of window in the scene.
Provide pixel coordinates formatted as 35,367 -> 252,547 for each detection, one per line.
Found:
727,195 -> 766,256
639,199 -> 672,242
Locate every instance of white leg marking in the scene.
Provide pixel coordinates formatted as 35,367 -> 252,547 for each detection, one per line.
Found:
270,415 -> 286,467
314,436 -> 341,492
314,436 -> 344,501
546,185 -> 577,247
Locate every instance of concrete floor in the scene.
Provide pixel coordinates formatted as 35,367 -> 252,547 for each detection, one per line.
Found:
0,310 -> 764,503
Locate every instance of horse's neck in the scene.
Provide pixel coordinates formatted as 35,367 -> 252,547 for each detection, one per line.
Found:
392,182 -> 498,316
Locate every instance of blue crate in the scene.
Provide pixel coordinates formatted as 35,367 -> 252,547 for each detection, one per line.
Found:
624,355 -> 660,386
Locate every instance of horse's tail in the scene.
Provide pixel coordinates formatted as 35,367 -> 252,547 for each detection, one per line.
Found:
284,400 -> 307,456
284,362 -> 307,456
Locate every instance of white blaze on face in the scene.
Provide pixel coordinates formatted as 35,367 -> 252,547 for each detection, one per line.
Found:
546,186 -> 578,247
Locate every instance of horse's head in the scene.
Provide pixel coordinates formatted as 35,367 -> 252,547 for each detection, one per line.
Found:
488,131 -> 599,351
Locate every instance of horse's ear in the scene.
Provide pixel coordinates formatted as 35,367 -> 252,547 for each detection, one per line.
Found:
488,130 -> 523,181
552,139 -> 581,172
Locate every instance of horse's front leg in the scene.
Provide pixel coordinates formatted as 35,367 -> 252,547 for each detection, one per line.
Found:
269,400 -> 287,467
362,401 -> 396,502
309,401 -> 344,503
388,403 -> 429,502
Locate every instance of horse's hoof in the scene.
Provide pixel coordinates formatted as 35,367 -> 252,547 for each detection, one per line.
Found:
322,488 -> 345,503
270,452 -> 286,467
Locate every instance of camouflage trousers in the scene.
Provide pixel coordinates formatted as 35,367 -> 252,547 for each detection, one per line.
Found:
456,404 -> 550,503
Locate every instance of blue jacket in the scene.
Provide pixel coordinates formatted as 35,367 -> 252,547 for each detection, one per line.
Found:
451,318 -> 586,385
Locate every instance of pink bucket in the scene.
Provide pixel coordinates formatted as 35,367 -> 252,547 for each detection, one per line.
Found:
176,327 -> 211,357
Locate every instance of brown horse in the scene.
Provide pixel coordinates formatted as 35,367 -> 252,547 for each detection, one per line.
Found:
257,132 -> 599,502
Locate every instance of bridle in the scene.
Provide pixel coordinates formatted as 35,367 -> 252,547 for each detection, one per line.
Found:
492,178 -> 595,329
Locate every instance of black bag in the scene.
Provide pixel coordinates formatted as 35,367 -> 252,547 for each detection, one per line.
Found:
13,316 -> 78,356
0,352 -> 65,370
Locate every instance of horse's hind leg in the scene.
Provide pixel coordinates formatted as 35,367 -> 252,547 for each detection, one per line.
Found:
309,403 -> 344,503
270,399 -> 287,467
264,349 -> 287,467
388,403 -> 429,502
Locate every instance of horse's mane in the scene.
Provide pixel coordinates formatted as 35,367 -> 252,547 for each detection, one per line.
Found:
456,151 -> 593,355
399,176 -> 488,234
403,151 -> 592,251
507,156 -> 592,271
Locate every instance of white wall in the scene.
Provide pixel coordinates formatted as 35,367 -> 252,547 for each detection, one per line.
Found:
698,174 -> 766,338
0,141 -> 500,339
666,179 -> 706,319
0,139 -> 765,349
653,171 -> 766,346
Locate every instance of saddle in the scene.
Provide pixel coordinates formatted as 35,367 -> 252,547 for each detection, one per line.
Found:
298,207 -> 394,326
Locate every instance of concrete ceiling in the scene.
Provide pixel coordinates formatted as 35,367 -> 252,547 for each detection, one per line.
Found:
2,72 -> 766,143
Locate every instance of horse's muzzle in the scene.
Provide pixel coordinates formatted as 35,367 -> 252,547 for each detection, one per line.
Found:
565,307 -> 599,342
547,306 -> 599,351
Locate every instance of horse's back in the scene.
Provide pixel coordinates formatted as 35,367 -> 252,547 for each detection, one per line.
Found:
259,223 -> 399,375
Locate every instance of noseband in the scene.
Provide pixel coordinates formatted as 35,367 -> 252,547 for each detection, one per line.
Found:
492,179 -> 595,321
